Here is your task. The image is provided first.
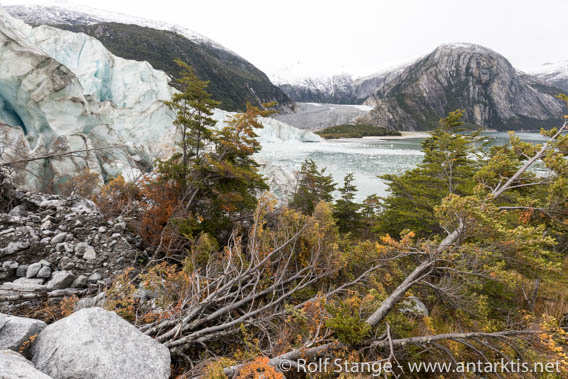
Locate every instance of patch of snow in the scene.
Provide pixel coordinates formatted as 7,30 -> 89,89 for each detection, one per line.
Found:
351,105 -> 374,111
528,61 -> 568,80
354,56 -> 419,82
4,1 -> 238,56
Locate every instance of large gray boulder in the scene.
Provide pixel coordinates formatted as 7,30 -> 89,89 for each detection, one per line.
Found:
0,313 -> 47,351
45,271 -> 75,290
0,350 -> 53,379
31,308 -> 170,379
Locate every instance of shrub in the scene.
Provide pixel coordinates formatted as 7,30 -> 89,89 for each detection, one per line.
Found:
138,178 -> 183,253
236,356 -> 283,379
104,267 -> 137,322
93,175 -> 141,219
59,168 -> 102,198
325,298 -> 371,346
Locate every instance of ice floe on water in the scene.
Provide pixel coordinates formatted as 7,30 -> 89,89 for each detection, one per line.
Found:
257,138 -> 426,201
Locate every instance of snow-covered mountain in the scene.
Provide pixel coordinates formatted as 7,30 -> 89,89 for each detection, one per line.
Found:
528,61 -> 568,91
278,74 -> 363,104
276,65 -> 408,105
5,2 -> 292,112
0,7 -> 319,193
5,0 -> 228,52
360,43 -> 566,131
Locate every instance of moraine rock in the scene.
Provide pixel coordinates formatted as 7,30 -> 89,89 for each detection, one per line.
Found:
75,243 -> 96,260
16,265 -> 28,278
26,262 -> 42,279
8,205 -> 27,217
0,313 -> 46,351
0,350 -> 53,379
88,272 -> 103,282
70,275 -> 88,288
36,266 -> 52,279
0,175 -> 146,313
46,271 -> 75,290
31,308 -> 170,379
1,278 -> 46,291
0,241 -> 30,257
50,232 -> 67,245
83,247 -> 96,261
0,261 -> 18,281
75,292 -> 106,310
111,221 -> 126,233
40,220 -> 52,231
400,296 -> 429,317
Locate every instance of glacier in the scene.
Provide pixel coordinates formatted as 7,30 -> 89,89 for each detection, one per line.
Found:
0,6 -> 321,194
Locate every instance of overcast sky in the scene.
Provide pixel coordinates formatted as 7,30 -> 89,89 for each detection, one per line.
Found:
4,0 -> 568,81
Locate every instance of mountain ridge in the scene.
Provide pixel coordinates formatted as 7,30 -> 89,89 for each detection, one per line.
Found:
277,43 -> 567,131
276,68 -> 406,105
359,43 -> 567,131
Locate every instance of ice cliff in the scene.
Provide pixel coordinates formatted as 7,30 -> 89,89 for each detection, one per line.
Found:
0,7 -> 320,193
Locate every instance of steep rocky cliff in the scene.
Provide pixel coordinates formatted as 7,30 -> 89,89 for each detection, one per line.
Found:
361,43 -> 566,131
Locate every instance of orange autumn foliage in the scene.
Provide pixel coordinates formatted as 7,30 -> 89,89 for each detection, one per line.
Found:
93,175 -> 141,219
236,357 -> 283,379
138,178 -> 181,251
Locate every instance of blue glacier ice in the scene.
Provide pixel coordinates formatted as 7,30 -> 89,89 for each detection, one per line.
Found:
0,7 -> 321,193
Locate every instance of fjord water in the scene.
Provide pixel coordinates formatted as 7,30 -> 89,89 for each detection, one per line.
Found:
258,132 -> 549,201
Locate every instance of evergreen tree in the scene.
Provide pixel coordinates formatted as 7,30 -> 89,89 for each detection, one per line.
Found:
153,60 -> 273,242
196,103 -> 273,234
333,173 -> 362,233
290,159 -> 336,215
361,194 -> 381,219
161,59 -> 220,188
376,110 -> 481,237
